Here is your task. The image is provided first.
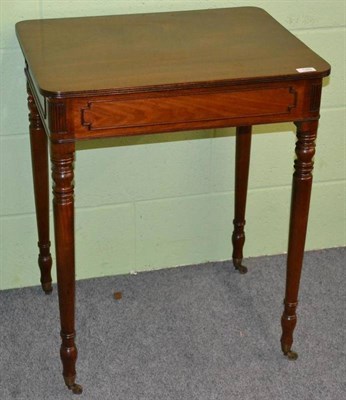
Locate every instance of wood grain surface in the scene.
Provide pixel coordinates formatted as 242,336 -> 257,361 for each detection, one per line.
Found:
16,7 -> 330,96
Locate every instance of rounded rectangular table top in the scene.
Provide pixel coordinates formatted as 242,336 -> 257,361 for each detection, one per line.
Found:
16,7 -> 330,97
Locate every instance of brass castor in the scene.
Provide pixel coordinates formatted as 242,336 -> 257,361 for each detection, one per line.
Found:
64,376 -> 83,395
42,282 -> 53,294
235,264 -> 248,274
233,259 -> 248,274
67,383 -> 83,395
284,350 -> 298,361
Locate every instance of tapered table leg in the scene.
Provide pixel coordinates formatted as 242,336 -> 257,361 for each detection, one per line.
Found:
232,126 -> 252,274
51,142 -> 82,394
27,82 -> 52,294
281,120 -> 318,360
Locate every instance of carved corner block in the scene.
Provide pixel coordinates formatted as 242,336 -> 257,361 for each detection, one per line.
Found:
47,99 -> 73,143
309,83 -> 322,113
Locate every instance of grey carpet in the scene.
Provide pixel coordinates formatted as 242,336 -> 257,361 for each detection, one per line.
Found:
0,247 -> 345,400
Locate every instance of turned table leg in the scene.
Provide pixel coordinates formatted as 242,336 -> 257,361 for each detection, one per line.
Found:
232,126 -> 252,274
281,120 -> 318,360
51,142 -> 82,394
27,82 -> 52,294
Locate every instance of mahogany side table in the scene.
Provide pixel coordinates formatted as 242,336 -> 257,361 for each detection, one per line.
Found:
16,7 -> 330,394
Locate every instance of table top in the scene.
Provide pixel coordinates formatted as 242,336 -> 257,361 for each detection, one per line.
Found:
16,7 -> 330,97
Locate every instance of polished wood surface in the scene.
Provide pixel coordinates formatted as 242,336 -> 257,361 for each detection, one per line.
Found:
281,119 -> 319,360
27,83 -> 52,294
16,7 -> 330,395
232,126 -> 252,274
16,7 -> 329,96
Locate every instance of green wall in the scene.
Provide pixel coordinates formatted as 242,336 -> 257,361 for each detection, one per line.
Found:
1,0 -> 345,290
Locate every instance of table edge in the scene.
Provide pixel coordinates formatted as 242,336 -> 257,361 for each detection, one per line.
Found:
33,71 -> 329,99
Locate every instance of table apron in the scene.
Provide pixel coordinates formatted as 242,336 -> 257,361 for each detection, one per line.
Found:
68,84 -> 306,140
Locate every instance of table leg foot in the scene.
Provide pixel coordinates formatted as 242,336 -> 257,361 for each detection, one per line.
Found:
282,344 -> 298,360
233,258 -> 248,274
39,251 -> 53,294
42,281 -> 53,294
64,376 -> 83,394
285,350 -> 298,360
